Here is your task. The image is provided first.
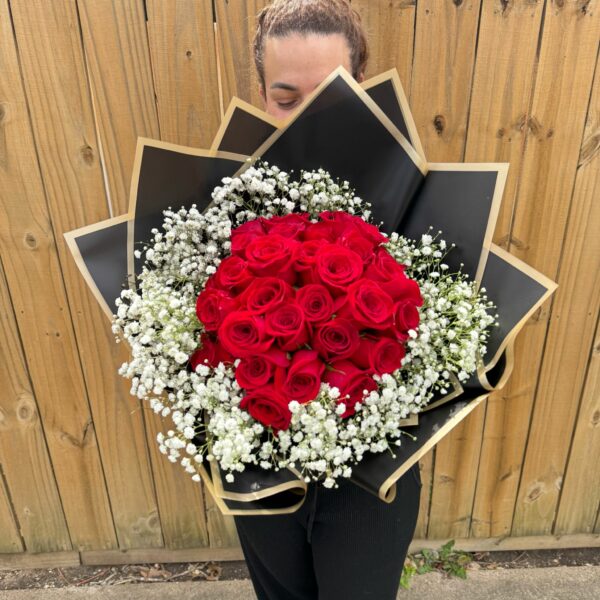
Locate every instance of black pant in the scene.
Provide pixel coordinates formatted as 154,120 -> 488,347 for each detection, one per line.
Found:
234,462 -> 422,600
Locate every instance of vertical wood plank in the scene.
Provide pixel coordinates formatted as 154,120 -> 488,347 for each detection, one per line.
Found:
215,0 -> 269,110
351,0 -> 417,89
77,0 -> 217,549
555,319 -> 600,534
10,0 -> 164,551
410,0 -> 482,162
146,0 -> 221,148
537,47 -> 600,536
410,0 -> 484,539
0,252 -> 71,552
77,0 -> 159,215
0,0 -> 117,550
463,0 -> 545,539
507,1 -> 600,537
144,0 -> 228,549
0,466 -> 23,554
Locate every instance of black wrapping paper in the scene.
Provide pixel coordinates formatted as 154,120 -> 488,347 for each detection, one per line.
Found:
65,67 -> 557,514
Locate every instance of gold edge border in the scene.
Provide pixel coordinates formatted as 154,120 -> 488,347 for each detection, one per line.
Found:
63,217 -> 130,322
482,243 -> 558,371
420,373 -> 464,413
361,68 -> 427,162
247,66 -> 428,177
209,457 -> 308,502
210,97 -> 281,152
378,393 -> 489,501
126,137 -> 250,284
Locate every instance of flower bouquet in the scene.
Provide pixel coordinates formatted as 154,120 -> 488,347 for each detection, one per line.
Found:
65,68 -> 557,514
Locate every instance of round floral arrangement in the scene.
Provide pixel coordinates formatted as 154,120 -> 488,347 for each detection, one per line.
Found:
113,163 -> 495,488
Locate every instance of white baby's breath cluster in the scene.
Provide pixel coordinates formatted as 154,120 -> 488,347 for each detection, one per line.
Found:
112,163 -> 495,488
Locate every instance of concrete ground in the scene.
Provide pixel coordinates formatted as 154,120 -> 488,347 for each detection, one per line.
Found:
0,566 -> 598,599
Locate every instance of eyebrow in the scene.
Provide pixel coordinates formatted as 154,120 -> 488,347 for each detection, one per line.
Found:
270,82 -> 298,91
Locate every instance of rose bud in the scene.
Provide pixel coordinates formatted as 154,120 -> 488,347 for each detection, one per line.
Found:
218,310 -> 273,357
196,288 -> 237,332
337,278 -> 394,330
296,284 -> 334,324
235,347 -> 289,390
240,385 -> 292,433
279,349 -> 325,404
239,277 -> 294,315
351,336 -> 406,376
314,244 -> 363,294
323,359 -> 378,418
264,302 -> 309,351
313,318 -> 360,361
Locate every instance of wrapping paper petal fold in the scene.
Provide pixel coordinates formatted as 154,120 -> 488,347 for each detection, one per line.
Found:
65,66 -> 557,514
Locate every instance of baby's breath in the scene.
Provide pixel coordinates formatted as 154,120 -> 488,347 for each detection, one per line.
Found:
112,164 -> 496,488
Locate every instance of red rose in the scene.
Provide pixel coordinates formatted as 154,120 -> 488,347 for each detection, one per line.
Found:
293,239 -> 328,272
231,219 -> 266,256
239,277 -> 294,315
261,213 -> 309,239
235,347 -> 289,390
366,248 -> 422,304
214,255 -> 253,292
245,234 -> 297,281
196,288 -> 236,332
351,336 -> 405,376
218,310 -> 273,357
337,279 -> 394,330
323,359 -> 378,418
189,334 -> 234,370
313,318 -> 360,361
340,231 -> 377,263
314,244 -> 363,294
393,300 -> 420,340
264,302 -> 309,351
319,211 -> 387,246
240,385 -> 292,432
296,284 -> 334,324
278,349 -> 325,403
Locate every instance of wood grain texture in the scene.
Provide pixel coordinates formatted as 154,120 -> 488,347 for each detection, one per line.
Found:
0,253 -> 70,552
409,0 -> 482,162
215,0 -> 268,110
0,0 -> 117,550
143,410 -> 210,549
465,0 -> 545,539
541,51 -> 600,536
76,0 -> 159,215
508,0 -> 600,537
77,0 -> 218,550
410,0 -> 484,540
146,0 -> 221,148
351,0 -> 417,89
10,0 -> 163,551
556,319 -> 600,534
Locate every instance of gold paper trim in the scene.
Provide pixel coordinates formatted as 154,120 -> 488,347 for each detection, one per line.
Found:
361,68 -> 426,162
126,137 -> 250,281
427,162 -> 509,286
378,393 -> 490,502
63,213 -> 131,321
237,66 -> 428,179
210,96 -> 281,152
481,243 -> 558,373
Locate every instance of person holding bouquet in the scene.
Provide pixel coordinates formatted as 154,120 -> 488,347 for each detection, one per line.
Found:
232,2 -> 422,599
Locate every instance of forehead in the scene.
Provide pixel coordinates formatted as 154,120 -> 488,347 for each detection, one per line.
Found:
262,32 -> 352,91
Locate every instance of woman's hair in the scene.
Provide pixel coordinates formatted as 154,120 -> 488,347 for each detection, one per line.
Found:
253,0 -> 369,88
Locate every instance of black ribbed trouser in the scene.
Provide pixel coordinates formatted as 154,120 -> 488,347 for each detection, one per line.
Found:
233,462 -> 422,600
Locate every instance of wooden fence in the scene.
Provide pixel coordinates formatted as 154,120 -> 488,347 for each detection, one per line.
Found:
0,0 -> 598,568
